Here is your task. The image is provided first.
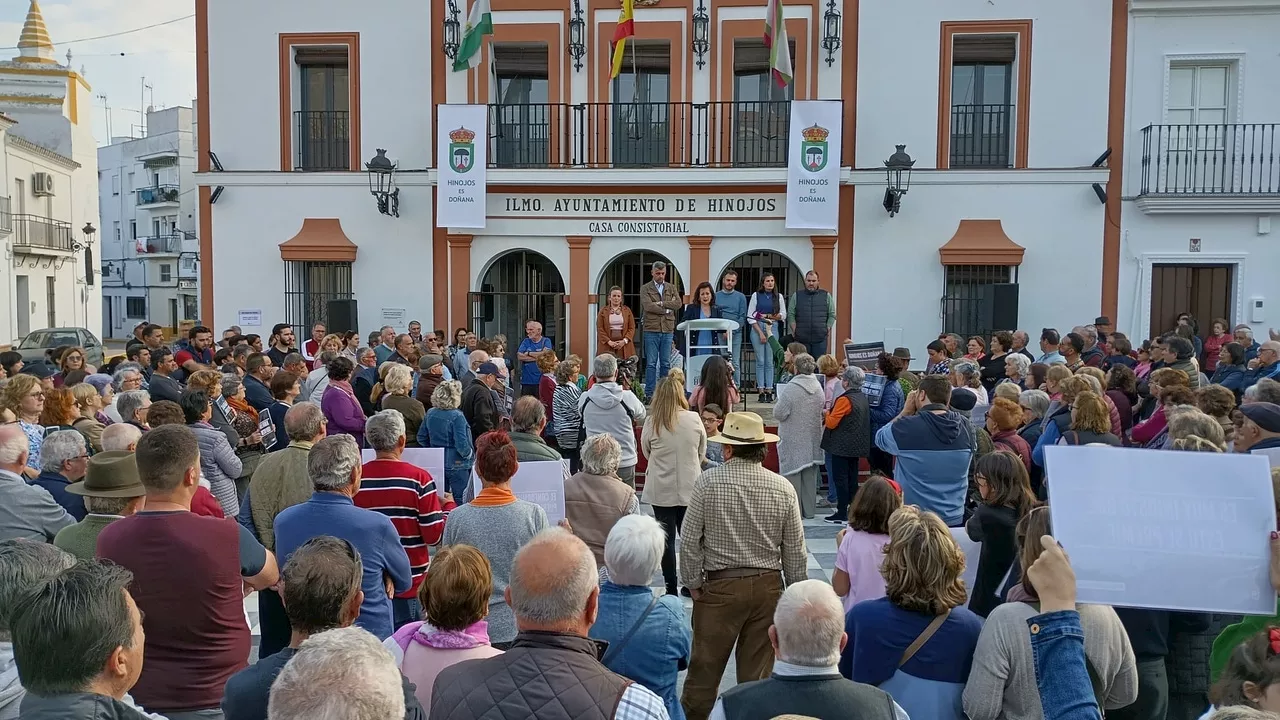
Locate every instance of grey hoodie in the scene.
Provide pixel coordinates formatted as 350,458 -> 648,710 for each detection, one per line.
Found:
578,381 -> 647,466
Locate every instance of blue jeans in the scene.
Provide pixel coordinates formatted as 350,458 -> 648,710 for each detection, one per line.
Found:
803,339 -> 828,359
751,331 -> 775,390
445,467 -> 471,501
1029,610 -> 1103,720
392,597 -> 422,630
644,330 -> 673,398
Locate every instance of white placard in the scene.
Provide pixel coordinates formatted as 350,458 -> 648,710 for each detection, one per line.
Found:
380,308 -> 407,333
1253,448 -> 1280,468
437,104 -> 488,228
469,460 -> 567,525
237,309 -> 262,327
1045,445 -> 1276,615
361,448 -> 448,500
785,100 -> 843,230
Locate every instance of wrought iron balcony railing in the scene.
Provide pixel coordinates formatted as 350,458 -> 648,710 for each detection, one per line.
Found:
135,184 -> 181,206
295,110 -> 350,171
12,214 -> 73,251
950,103 -> 1013,169
1138,123 -> 1279,195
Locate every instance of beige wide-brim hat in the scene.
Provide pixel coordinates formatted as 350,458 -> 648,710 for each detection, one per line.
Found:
708,411 -> 780,445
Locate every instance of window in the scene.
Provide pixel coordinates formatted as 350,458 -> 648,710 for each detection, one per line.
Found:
950,36 -> 1014,168
111,174 -> 120,195
295,46 -> 351,171
612,42 -> 671,168
130,220 -> 136,240
127,172 -> 134,192
180,256 -> 196,274
46,277 -> 56,327
491,44 -> 551,168
113,221 -> 120,244
126,296 -> 146,318
183,295 -> 199,321
941,265 -> 1017,339
284,261 -> 353,338
160,264 -> 172,283
732,38 -> 794,167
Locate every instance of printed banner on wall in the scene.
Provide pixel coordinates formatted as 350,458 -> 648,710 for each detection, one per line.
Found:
436,104 -> 488,228
785,100 -> 842,230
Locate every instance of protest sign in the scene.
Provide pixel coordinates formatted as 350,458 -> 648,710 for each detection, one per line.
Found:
862,374 -> 886,408
361,448 -> 448,500
470,460 -> 567,525
1253,447 -> 1280,468
844,342 -> 884,370
1045,445 -> 1276,615
257,414 -> 276,452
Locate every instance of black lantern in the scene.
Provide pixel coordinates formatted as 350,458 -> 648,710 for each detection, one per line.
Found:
443,0 -> 461,60
74,222 -> 95,251
692,0 -> 710,69
822,0 -> 842,67
883,144 -> 915,217
568,0 -> 586,72
366,149 -> 400,218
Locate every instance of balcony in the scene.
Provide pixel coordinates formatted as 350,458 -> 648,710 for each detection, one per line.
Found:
137,233 -> 182,255
949,104 -> 1013,169
294,110 -> 350,171
12,214 -> 73,252
0,196 -> 10,236
1137,123 -> 1280,213
135,184 -> 181,207
484,100 -> 794,169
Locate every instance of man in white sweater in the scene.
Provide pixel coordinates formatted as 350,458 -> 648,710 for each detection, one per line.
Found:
578,354 -> 647,489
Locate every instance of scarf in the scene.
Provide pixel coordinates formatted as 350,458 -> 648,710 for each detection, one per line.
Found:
389,620 -> 492,655
227,395 -> 258,423
330,379 -> 357,401
471,484 -> 517,507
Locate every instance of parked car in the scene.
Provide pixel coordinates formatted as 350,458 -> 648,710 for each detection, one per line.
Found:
15,327 -> 105,368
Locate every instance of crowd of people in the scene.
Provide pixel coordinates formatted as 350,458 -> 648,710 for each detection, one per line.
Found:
0,286 -> 1279,719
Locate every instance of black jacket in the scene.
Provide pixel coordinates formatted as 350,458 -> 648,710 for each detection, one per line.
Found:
821,388 -> 870,458
676,304 -> 724,356
244,375 -> 273,412
147,373 -> 183,403
221,646 -> 425,720
966,504 -> 1020,618
461,378 -> 499,441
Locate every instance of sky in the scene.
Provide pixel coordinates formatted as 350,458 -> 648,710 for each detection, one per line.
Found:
0,0 -> 196,145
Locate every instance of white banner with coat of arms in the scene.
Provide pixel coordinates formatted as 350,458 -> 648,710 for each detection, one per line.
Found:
784,100 -> 842,230
436,104 -> 488,228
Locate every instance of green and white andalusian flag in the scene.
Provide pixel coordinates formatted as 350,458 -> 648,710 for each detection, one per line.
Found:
453,0 -> 493,72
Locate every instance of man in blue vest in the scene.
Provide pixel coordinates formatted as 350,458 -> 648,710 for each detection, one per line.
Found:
715,269 -> 748,365
788,270 -> 836,359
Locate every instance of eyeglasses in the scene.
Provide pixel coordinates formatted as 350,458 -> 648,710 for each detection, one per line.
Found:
28,392 -> 44,399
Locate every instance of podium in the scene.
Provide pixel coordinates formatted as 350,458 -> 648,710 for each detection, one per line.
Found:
675,318 -> 740,395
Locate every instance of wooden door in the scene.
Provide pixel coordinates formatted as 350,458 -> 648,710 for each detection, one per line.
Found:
1149,264 -> 1233,339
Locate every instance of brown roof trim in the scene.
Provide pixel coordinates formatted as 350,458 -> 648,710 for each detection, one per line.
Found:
278,218 -> 358,262
939,219 -> 1025,266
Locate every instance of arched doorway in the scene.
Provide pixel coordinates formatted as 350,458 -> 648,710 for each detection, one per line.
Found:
597,251 -> 684,372
471,250 -> 567,362
717,250 -> 804,391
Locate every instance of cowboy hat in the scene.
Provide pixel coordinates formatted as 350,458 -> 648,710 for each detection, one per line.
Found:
66,451 -> 146,498
707,412 -> 780,445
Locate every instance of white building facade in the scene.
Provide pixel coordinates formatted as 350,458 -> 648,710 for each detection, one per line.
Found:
98,106 -> 201,340
0,1 -> 101,347
196,0 -> 1148,370
1118,0 -> 1280,343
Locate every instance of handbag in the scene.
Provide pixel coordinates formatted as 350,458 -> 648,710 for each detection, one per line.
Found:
899,609 -> 950,667
601,593 -> 661,666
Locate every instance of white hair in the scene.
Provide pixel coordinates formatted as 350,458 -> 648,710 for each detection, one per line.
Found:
284,402 -> 325,442
364,410 -> 406,453
580,433 -> 621,476
603,515 -> 665,587
509,528 -> 597,625
1004,353 -> 1031,376
384,364 -> 413,395
841,365 -> 865,391
267,627 -> 405,720
0,427 -> 27,466
116,390 -> 150,424
793,353 -> 817,375
308,435 -> 362,492
1019,389 -> 1051,420
112,363 -> 143,391
101,423 -> 143,452
592,353 -> 618,381
40,430 -> 86,472
772,580 -> 846,667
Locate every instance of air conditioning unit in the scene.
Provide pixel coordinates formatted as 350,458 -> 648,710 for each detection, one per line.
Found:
32,172 -> 54,197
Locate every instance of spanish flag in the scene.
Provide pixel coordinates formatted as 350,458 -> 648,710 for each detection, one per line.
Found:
610,0 -> 635,79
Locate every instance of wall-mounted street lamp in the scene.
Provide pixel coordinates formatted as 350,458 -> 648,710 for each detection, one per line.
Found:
692,0 -> 710,69
366,149 -> 400,218
822,0 -> 842,67
569,0 -> 586,72
80,223 -> 96,285
443,0 -> 461,60
883,144 -> 915,217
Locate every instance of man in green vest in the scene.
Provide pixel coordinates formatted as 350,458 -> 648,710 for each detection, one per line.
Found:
788,270 -> 836,359
54,451 -> 147,561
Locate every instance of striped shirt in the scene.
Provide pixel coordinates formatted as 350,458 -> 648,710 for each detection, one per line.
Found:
553,381 -> 583,450
355,458 -> 454,598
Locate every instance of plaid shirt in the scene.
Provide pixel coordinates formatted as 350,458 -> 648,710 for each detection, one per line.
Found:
678,457 -> 807,589
615,684 -> 670,720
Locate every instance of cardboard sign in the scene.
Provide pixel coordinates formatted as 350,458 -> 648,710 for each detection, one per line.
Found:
469,460 -> 567,525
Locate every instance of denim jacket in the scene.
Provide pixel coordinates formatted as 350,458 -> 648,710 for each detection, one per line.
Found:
420,408 -> 474,470
1029,610 -> 1103,720
589,582 -> 692,720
